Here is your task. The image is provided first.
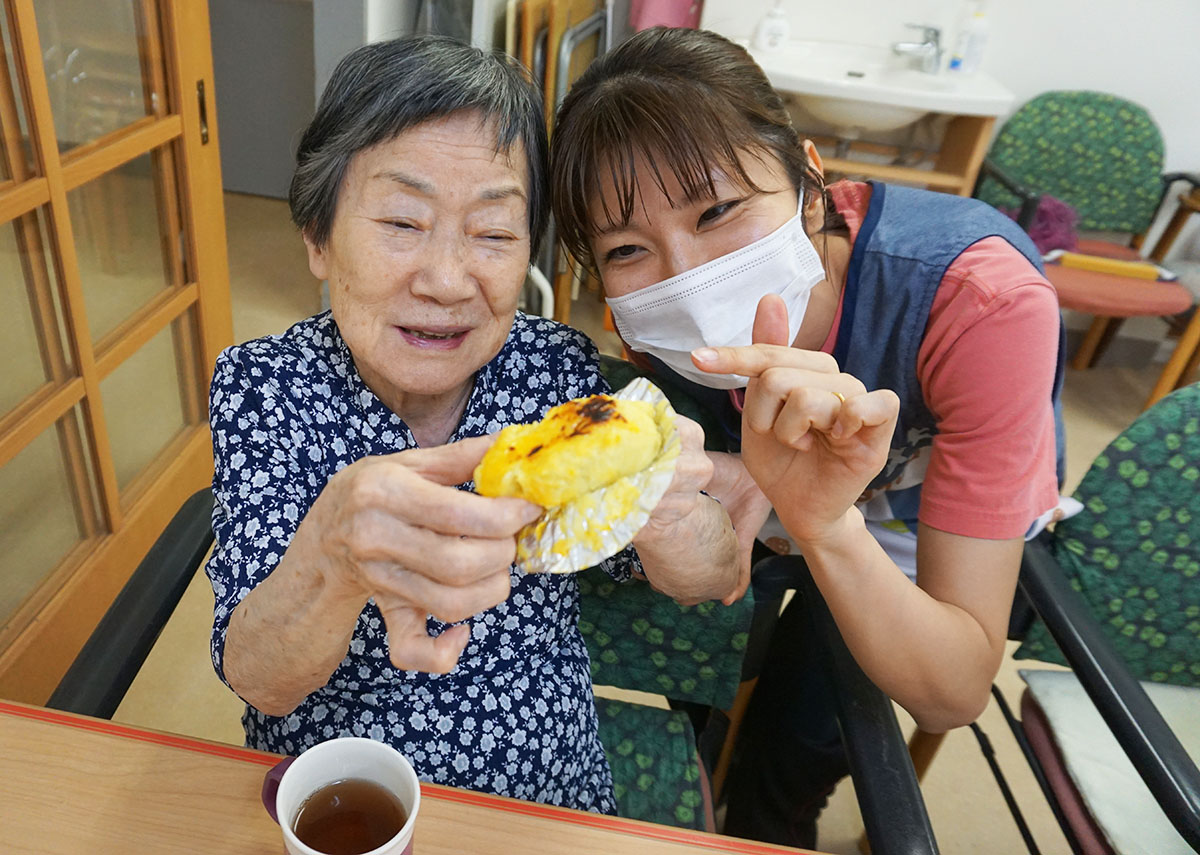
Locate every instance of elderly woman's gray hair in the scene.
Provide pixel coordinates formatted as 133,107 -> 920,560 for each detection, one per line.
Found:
289,36 -> 549,254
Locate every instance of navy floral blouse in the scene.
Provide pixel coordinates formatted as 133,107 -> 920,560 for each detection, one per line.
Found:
206,310 -> 638,814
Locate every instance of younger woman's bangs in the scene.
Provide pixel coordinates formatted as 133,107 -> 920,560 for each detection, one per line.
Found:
553,75 -> 772,268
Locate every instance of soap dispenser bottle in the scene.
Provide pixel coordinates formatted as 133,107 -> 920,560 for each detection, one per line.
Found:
752,0 -> 790,51
948,0 -> 989,73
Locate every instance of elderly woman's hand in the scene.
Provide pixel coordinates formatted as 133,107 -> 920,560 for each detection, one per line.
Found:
631,415 -> 741,604
636,415 -> 713,534
314,434 -> 541,672
692,295 -> 899,548
706,451 -> 772,605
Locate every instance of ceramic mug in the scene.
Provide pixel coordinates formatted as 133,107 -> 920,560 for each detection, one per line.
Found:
261,737 -> 421,855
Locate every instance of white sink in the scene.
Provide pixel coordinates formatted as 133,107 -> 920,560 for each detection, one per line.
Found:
745,40 -> 1015,133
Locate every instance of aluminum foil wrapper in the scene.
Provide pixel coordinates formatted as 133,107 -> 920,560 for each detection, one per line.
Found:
514,377 -> 681,574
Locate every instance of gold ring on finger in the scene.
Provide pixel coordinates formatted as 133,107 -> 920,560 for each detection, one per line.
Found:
832,390 -> 846,405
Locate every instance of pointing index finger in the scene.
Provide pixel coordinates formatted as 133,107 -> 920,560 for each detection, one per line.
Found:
691,344 -> 839,379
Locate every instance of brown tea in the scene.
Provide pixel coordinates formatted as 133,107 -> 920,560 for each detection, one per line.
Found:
292,777 -> 407,855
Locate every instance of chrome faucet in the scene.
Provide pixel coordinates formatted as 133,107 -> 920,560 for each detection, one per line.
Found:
892,24 -> 942,73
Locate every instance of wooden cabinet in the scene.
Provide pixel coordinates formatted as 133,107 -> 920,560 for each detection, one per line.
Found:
807,113 -> 997,197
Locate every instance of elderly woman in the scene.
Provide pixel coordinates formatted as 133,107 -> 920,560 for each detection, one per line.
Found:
204,36 -> 738,814
550,27 -> 1065,845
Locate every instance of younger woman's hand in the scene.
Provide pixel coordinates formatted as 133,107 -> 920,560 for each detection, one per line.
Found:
691,295 -> 899,546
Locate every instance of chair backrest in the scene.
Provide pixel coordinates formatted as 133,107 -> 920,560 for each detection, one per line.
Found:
977,90 -> 1165,234
1015,384 -> 1200,687
576,567 -> 752,710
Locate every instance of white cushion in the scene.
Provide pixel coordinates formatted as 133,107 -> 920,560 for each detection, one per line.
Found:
1021,669 -> 1200,855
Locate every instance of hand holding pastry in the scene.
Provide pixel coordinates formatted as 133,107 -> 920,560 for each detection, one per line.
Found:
636,414 -> 712,534
474,380 -> 682,574
296,435 -> 541,673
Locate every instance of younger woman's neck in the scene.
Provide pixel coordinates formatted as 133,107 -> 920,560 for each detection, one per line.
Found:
792,230 -> 852,351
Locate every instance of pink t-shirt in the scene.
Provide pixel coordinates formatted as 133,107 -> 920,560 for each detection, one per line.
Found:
824,181 -> 1060,539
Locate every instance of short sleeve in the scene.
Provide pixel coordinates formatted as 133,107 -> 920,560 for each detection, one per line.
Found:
917,239 -> 1061,539
205,345 -> 325,687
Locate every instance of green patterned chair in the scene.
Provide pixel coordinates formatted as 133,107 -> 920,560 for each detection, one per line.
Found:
582,355 -> 756,831
1015,385 -> 1200,685
974,90 -> 1196,376
578,569 -> 753,831
951,384 -> 1200,854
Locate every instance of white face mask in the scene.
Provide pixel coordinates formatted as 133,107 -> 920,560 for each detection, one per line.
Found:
605,199 -> 827,389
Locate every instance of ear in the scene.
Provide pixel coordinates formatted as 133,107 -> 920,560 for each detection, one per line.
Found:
799,140 -> 828,228
802,139 -> 825,179
303,231 -> 329,281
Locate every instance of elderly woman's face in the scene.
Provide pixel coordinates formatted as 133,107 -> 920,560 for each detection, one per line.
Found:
306,112 -> 530,409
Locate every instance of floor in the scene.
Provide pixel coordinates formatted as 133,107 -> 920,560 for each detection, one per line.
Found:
113,191 -> 1178,854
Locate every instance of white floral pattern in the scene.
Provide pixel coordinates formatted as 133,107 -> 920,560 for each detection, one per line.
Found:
206,311 -> 637,814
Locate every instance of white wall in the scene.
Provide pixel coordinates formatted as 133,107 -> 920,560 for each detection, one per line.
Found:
700,0 -> 1200,260
702,0 -> 1199,170
211,0 -> 315,199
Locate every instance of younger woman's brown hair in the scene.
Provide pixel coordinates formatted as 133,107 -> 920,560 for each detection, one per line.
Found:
550,27 -> 844,271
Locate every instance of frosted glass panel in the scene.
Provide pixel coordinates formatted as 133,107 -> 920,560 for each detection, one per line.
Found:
0,7 -> 34,178
0,208 -> 71,418
69,149 -> 179,342
36,0 -> 155,151
0,409 -> 95,624
100,312 -> 193,490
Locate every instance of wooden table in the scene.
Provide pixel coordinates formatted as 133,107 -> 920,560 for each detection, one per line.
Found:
0,701 -> 815,855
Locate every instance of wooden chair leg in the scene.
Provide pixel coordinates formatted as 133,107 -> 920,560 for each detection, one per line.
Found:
1091,316 -> 1125,366
907,729 -> 948,781
1145,308 -> 1200,409
710,676 -> 758,804
1147,201 -> 1196,263
1182,334 -> 1200,387
857,729 -> 947,853
552,265 -> 573,325
1071,316 -> 1118,370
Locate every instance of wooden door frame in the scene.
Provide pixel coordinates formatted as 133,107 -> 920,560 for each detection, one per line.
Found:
0,0 -> 231,703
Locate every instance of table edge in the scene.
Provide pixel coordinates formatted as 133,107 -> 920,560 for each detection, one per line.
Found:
0,701 -> 805,855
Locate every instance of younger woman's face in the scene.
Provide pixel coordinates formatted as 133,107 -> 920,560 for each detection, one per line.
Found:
588,149 -> 799,298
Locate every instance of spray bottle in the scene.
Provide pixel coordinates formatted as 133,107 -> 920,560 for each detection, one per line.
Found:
752,0 -> 790,52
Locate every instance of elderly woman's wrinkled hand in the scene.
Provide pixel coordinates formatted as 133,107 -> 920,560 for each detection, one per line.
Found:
630,415 -> 741,604
314,434 -> 541,673
705,451 -> 772,605
692,295 -> 899,547
635,414 -> 713,534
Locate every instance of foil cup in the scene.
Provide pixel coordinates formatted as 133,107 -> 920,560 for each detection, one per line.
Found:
514,377 -> 681,575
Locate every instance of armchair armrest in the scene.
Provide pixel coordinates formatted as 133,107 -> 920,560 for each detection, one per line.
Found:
47,489 -> 215,719
975,159 -> 1041,232
1151,172 -> 1200,228
755,555 -> 940,855
1161,172 -> 1200,191
1019,534 -> 1200,851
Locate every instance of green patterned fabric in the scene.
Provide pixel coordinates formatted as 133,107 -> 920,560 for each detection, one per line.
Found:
977,91 -> 1164,233
595,700 -> 707,830
578,567 -> 752,710
1016,385 -> 1200,686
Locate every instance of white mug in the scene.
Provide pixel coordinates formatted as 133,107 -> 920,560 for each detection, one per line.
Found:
262,737 -> 421,855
